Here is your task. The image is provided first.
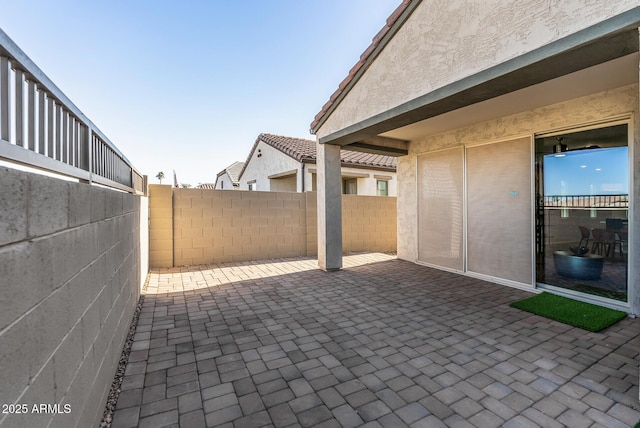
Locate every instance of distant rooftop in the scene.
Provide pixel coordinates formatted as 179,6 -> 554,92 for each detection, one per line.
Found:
240,133 -> 397,179
216,161 -> 245,185
196,183 -> 216,189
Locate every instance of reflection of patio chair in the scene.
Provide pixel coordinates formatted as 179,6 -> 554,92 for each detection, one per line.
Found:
578,226 -> 592,248
591,228 -> 615,257
613,229 -> 627,260
605,219 -> 626,259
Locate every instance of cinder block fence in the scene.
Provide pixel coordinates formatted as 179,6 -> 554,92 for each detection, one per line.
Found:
149,185 -> 397,267
0,167 -> 148,428
0,27 -> 141,428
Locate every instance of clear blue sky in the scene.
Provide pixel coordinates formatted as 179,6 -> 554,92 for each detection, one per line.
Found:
1,1 -> 400,186
544,147 -> 629,195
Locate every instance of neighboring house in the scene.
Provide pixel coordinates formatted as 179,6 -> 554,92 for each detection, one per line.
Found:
214,161 -> 244,190
238,133 -> 397,195
311,0 -> 640,315
196,183 -> 216,189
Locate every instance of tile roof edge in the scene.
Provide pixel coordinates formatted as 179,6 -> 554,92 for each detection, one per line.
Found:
238,133 -> 317,180
227,161 -> 245,183
217,161 -> 244,178
237,135 -> 263,181
309,0 -> 420,134
260,133 -> 316,163
238,134 -> 398,181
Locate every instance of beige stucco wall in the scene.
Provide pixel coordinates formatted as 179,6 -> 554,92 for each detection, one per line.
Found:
409,85 -> 638,154
241,140 -> 398,195
270,174 -> 298,192
239,141 -> 302,191
316,0 -> 639,138
0,167 -> 145,428
308,166 -> 398,196
149,187 -> 397,266
305,192 -> 318,256
215,171 -> 235,190
398,84 -> 639,280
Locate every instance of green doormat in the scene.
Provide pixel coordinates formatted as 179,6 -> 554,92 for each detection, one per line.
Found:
509,292 -> 627,332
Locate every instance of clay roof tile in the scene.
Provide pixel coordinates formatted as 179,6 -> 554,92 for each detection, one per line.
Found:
255,133 -> 397,170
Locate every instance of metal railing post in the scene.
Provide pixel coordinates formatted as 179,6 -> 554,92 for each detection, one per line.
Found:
14,69 -> 23,147
0,57 -> 9,142
0,29 -> 140,193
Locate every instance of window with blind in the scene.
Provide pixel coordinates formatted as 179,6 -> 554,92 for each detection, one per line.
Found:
417,148 -> 464,271
466,137 -> 532,285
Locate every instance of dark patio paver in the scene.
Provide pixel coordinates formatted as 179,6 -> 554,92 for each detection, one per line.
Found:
111,253 -> 640,427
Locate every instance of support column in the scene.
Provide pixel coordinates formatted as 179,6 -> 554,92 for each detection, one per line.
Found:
317,142 -> 342,271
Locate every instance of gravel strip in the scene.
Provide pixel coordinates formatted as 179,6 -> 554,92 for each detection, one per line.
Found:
98,294 -> 145,428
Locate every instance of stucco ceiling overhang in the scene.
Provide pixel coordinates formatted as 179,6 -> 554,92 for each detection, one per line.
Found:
319,7 -> 640,155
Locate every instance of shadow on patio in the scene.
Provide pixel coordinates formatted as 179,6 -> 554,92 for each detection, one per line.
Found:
110,253 -> 640,428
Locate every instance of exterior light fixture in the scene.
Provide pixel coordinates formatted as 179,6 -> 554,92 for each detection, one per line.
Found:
553,137 -> 567,157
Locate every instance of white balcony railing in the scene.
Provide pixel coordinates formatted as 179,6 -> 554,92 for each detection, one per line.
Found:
0,28 -> 144,194
543,194 -> 628,209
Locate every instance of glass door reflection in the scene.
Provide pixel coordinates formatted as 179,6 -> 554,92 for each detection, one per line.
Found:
535,124 -> 629,302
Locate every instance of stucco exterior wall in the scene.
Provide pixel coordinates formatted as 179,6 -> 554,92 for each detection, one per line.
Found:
398,84 -> 638,288
215,172 -> 235,190
308,167 -> 398,196
0,167 -> 145,428
316,0 -> 639,138
270,174 -> 297,192
397,154 -> 417,261
240,140 -> 397,195
409,85 -> 638,154
239,141 -> 302,191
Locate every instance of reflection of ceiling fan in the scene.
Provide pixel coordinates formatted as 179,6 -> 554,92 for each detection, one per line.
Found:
553,137 -> 600,155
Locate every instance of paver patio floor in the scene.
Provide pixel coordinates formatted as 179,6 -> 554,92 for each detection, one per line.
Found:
111,253 -> 640,428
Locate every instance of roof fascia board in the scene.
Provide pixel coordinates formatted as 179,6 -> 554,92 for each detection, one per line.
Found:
338,163 -> 397,172
341,172 -> 370,178
306,163 -> 396,173
318,6 -> 640,146
342,136 -> 409,156
310,0 -> 423,134
237,136 -> 262,180
346,142 -> 408,157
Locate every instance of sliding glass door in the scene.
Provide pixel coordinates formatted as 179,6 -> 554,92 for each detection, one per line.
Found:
535,123 -> 629,301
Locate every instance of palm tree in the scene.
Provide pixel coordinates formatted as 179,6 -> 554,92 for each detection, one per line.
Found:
156,171 -> 165,184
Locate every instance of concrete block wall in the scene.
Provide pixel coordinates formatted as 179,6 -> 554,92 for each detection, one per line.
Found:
172,188 -> 308,266
0,166 -> 145,428
342,195 -> 397,253
149,185 -> 397,267
148,184 -> 173,267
